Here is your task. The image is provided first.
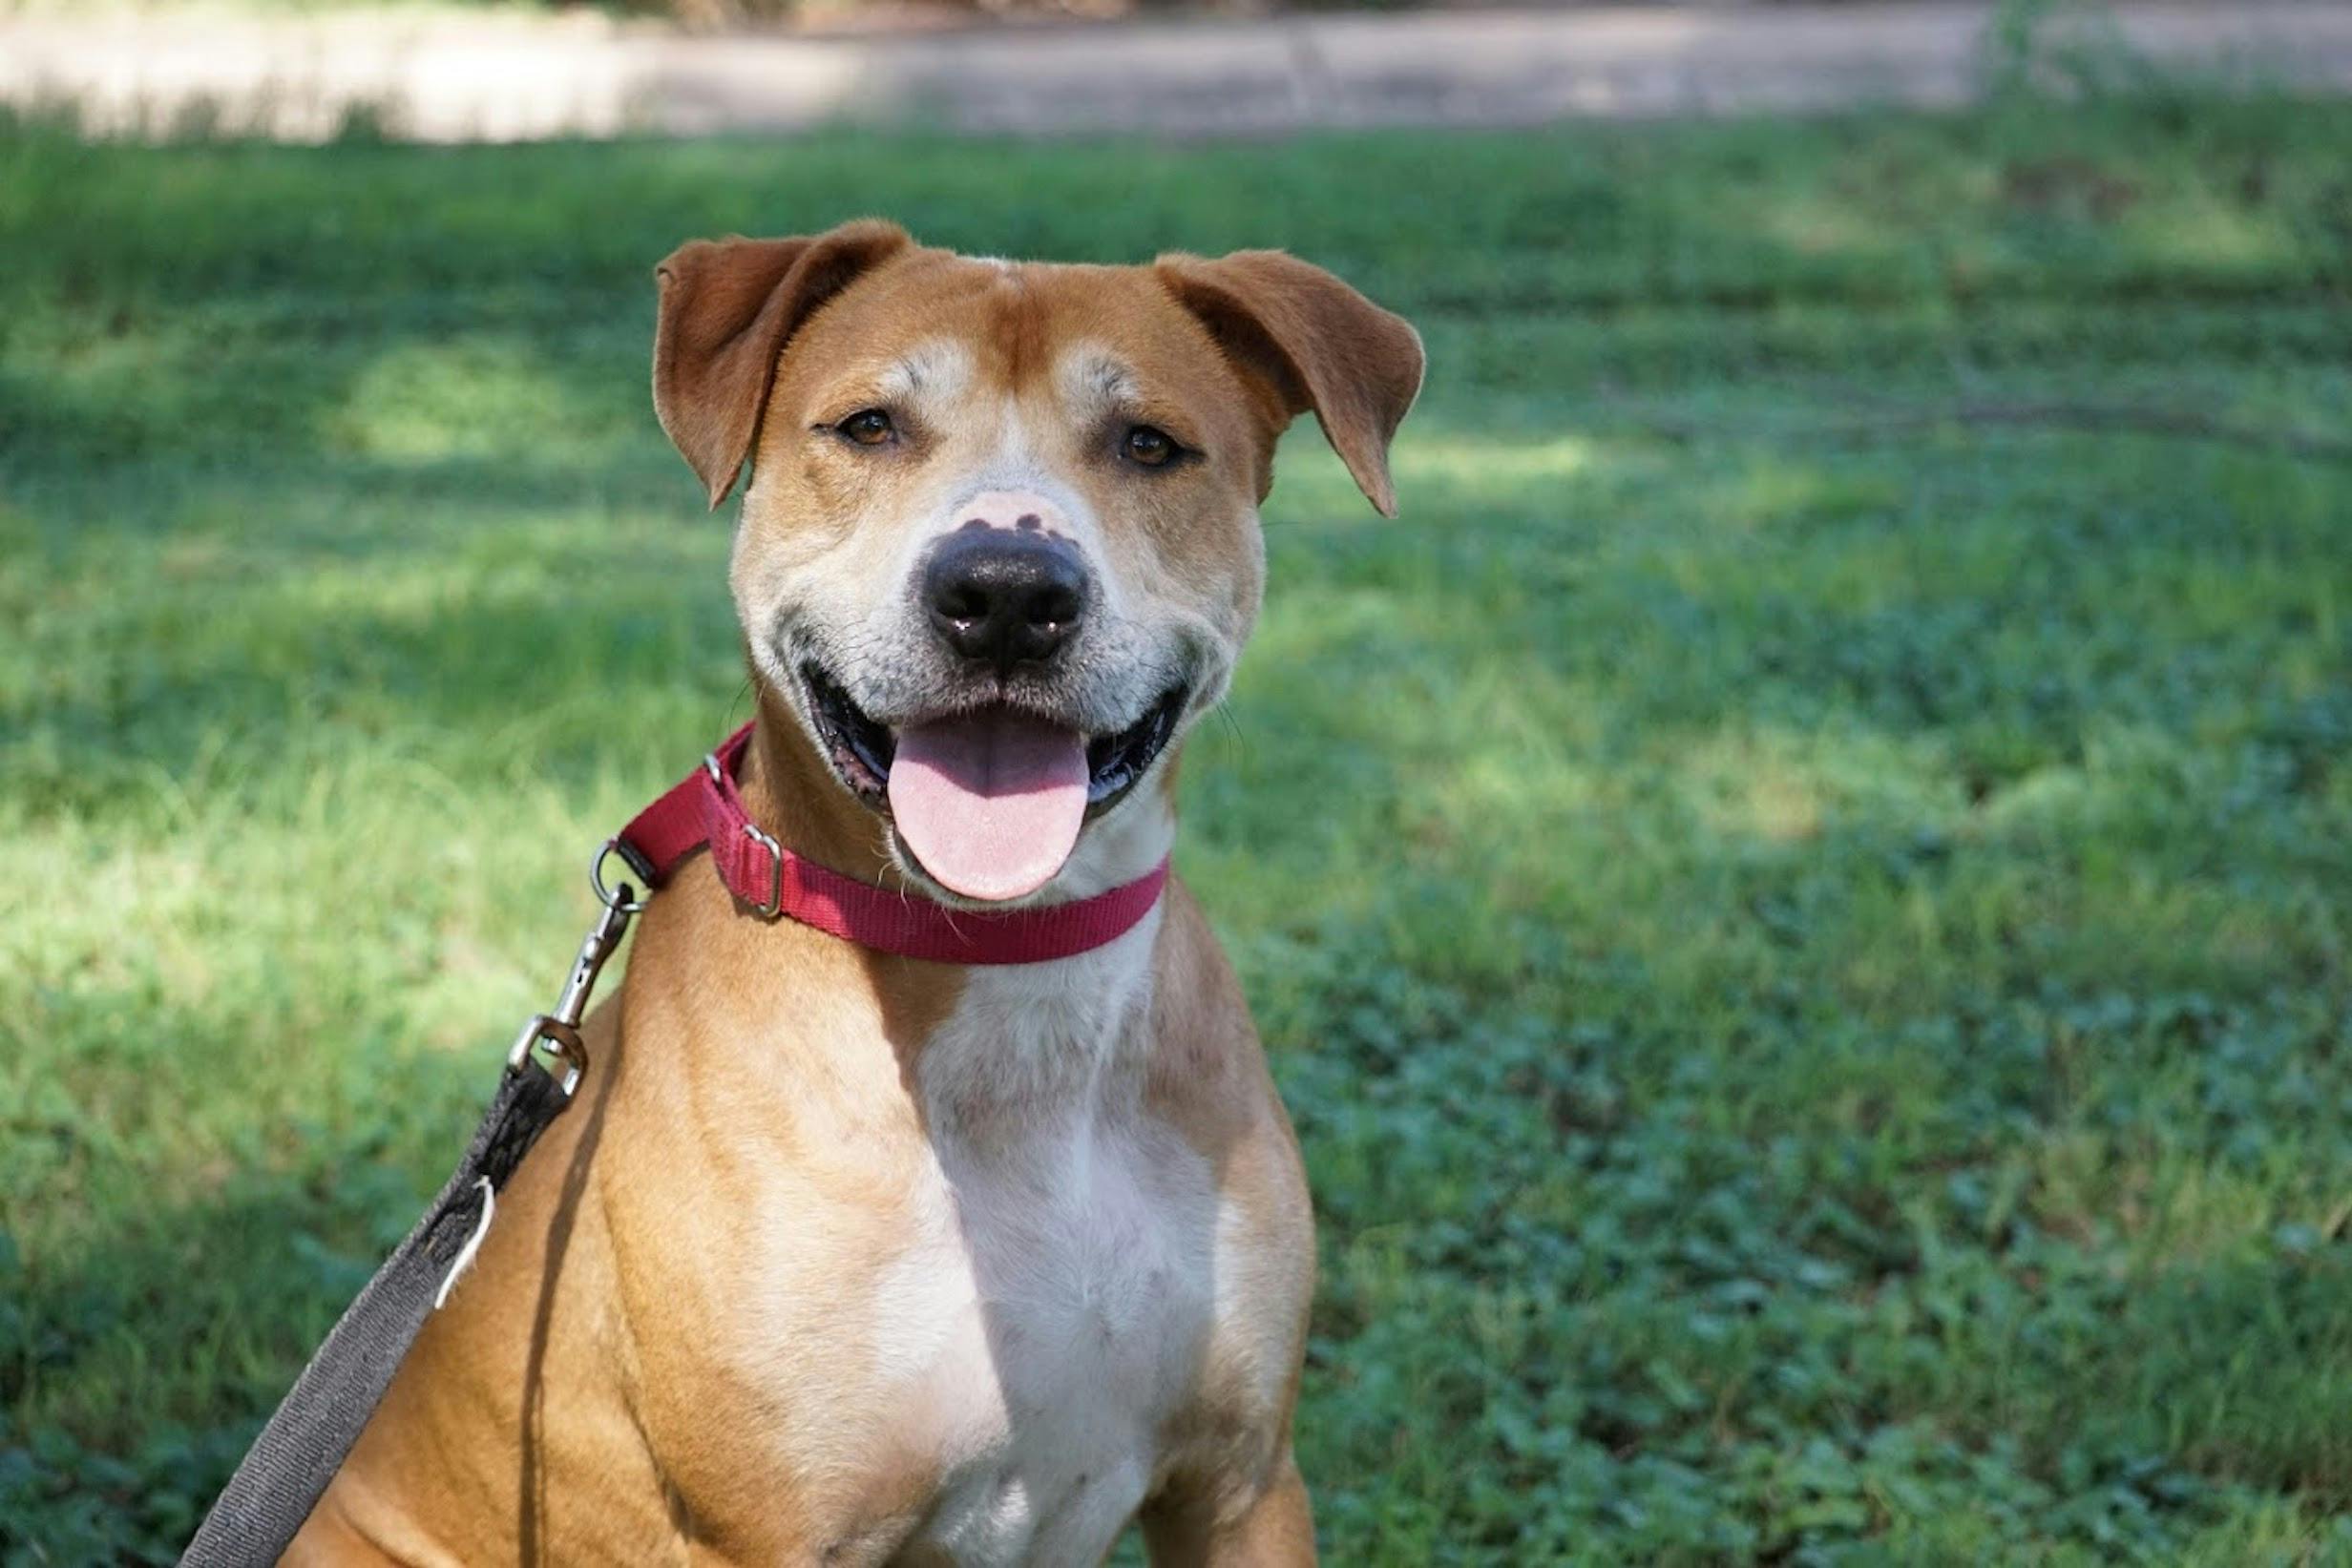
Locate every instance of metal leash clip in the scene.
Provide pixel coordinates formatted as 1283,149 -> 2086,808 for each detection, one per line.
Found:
505,877 -> 634,1098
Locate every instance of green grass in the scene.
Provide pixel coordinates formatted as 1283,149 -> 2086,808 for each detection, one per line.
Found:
4,92 -> 2351,1563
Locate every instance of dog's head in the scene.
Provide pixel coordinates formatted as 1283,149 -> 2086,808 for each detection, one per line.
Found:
652,220 -> 1422,906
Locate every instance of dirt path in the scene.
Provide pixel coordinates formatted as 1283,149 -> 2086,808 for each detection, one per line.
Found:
7,2 -> 2350,142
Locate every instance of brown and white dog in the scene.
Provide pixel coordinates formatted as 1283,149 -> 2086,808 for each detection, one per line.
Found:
290,220 -> 1422,1566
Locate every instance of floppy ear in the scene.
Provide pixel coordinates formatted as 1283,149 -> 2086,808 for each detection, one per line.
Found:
1154,249 -> 1425,517
652,219 -> 914,509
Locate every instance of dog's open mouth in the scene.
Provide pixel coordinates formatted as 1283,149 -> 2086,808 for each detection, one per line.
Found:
801,663 -> 1186,901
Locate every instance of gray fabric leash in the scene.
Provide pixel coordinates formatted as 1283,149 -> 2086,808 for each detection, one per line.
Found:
179,890 -> 630,1565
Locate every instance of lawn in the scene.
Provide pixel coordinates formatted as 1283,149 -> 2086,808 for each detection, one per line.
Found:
4,88 -> 2351,1564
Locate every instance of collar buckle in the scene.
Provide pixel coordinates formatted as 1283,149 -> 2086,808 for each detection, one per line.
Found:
742,821 -> 786,919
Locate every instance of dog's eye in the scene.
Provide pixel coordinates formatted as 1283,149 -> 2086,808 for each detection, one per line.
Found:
1123,426 -> 1176,468
839,409 -> 894,447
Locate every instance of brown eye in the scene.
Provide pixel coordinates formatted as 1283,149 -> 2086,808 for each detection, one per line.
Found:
1123,426 -> 1176,468
839,408 -> 894,446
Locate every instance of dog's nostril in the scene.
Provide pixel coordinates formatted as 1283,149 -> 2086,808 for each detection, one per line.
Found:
936,584 -> 991,624
1021,580 -> 1082,629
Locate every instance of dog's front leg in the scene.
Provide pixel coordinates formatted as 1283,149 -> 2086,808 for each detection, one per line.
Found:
1139,1454 -> 1316,1567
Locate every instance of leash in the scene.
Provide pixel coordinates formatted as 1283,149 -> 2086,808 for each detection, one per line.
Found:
180,723 -> 1167,1564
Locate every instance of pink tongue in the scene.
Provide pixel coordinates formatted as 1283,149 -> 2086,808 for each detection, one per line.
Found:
888,710 -> 1090,902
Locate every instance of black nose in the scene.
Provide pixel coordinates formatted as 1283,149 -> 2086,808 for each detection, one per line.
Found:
922,531 -> 1089,670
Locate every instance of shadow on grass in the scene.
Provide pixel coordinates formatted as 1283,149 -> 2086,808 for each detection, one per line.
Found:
14,930 -> 2352,1566
1,1097 -> 470,1561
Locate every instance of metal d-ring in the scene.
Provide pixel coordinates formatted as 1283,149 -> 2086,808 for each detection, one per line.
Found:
589,838 -> 651,914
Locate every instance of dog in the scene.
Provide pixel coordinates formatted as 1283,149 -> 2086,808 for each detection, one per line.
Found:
288,220 -> 1422,1566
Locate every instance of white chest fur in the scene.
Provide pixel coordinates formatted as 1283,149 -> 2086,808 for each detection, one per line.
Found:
870,912 -> 1217,1567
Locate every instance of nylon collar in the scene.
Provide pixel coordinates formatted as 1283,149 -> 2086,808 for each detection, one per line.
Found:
606,723 -> 1167,965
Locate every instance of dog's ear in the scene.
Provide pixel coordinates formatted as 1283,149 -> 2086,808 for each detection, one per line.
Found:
653,220 -> 914,509
1154,249 -> 1424,517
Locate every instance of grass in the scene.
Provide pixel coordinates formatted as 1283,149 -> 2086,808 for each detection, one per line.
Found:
3,88 -> 2351,1563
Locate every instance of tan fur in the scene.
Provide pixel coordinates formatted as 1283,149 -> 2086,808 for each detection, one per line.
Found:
292,223 -> 1420,1566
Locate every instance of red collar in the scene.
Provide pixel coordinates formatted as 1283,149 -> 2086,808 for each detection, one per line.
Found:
604,723 -> 1167,965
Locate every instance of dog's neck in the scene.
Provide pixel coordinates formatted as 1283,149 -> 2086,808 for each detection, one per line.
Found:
733,680 -> 1181,1133
738,682 -> 900,887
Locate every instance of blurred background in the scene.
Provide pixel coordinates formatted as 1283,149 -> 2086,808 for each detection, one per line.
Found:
4,1 -> 2351,1561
